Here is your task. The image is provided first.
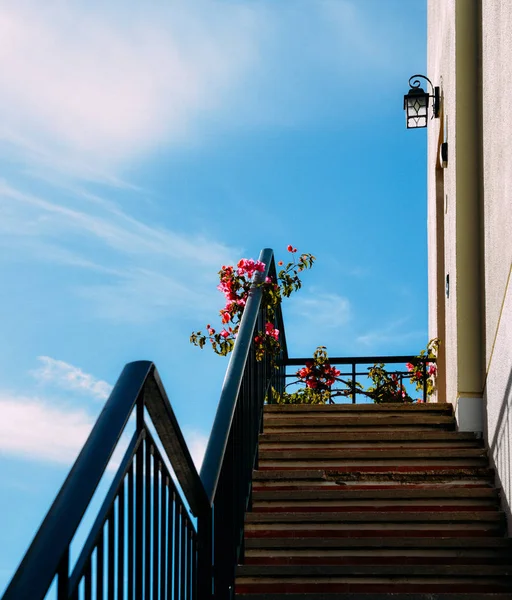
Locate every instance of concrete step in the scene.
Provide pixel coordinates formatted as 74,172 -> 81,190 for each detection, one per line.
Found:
263,416 -> 456,429
264,403 -> 454,413
245,536 -> 512,549
236,594 -> 512,599
259,448 -> 487,460
259,431 -> 479,443
252,487 -> 499,502
252,468 -> 495,487
246,511 -> 505,524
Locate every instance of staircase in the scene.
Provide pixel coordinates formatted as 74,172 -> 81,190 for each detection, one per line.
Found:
235,403 -> 512,599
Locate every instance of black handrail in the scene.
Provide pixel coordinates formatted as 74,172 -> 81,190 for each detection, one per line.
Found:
201,248 -> 273,501
2,361 -> 211,600
200,248 -> 280,598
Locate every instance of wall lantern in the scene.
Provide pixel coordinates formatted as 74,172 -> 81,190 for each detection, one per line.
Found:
404,74 -> 440,129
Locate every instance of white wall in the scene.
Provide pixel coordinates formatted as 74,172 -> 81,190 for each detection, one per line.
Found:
427,0 -> 457,406
428,0 -> 512,525
481,0 -> 512,520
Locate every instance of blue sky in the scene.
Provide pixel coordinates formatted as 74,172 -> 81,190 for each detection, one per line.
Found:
0,0 -> 426,592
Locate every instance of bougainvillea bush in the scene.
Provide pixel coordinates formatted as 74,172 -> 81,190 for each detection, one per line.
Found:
190,245 -> 315,361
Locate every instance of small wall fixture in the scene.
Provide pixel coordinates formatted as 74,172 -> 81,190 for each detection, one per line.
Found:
404,74 -> 440,129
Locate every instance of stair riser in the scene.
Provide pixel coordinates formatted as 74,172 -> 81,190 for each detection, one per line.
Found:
235,582 -> 512,594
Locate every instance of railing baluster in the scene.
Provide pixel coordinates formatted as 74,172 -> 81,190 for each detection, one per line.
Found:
118,479 -> 125,600
179,504 -> 186,600
97,530 -> 104,600
153,460 -> 160,600
127,462 -> 134,600
135,441 -> 144,600
107,510 -> 115,600
167,487 -> 175,600
160,469 -> 167,600
173,501 -> 180,600
57,547 -> 69,600
84,557 -> 92,600
190,529 -> 197,600
145,441 -> 152,600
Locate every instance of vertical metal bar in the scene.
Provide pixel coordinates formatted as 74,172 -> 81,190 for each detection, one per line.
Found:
57,547 -> 69,600
153,459 -> 160,600
107,510 -> 115,600
145,442 -> 152,600
167,486 -> 175,600
128,461 -> 134,600
84,557 -> 92,600
186,524 -> 193,600
191,530 -> 197,600
160,469 -> 167,600
351,361 -> 357,404
173,500 -> 180,600
135,439 -> 144,599
97,530 -> 104,600
180,508 -> 186,600
423,359 -> 428,402
118,479 -> 125,600
196,504 -> 212,600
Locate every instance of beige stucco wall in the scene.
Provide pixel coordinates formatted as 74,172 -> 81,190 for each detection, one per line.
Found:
480,0 -> 512,517
427,0 -> 512,522
427,0 -> 457,407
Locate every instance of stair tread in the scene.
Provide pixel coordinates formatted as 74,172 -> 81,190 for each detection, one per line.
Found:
246,510 -> 505,523
245,536 -> 512,548
259,448 -> 487,458
264,404 -> 454,412
260,431 -> 479,441
252,468 -> 494,481
236,594 -> 512,599
253,488 -> 498,500
237,564 -> 512,576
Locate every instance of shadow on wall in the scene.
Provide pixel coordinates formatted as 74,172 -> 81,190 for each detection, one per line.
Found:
485,364 -> 512,534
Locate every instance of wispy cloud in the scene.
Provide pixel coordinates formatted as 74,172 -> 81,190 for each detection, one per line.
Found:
0,181 -> 239,322
0,2 -> 262,178
356,318 -> 426,351
32,357 -> 113,401
291,291 -> 351,327
0,393 -> 93,464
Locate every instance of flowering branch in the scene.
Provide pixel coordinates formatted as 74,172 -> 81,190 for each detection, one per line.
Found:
190,245 -> 315,360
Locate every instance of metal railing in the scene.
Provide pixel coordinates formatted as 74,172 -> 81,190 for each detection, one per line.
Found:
201,248 -> 284,599
1,361 -> 211,600
1,246 -> 437,600
279,355 -> 435,403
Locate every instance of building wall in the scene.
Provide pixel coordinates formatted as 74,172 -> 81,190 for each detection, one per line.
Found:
427,0 -> 512,521
480,0 -> 512,516
426,0 -> 458,410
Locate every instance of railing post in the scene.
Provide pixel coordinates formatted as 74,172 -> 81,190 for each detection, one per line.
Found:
197,505 -> 213,599
57,548 -> 69,600
423,358 -> 428,402
351,361 -> 357,403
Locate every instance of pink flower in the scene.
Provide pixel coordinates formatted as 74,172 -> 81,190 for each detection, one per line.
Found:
278,261 -> 283,266
428,364 -> 437,377
287,245 -> 297,253
265,322 -> 279,340
219,329 -> 230,339
237,258 -> 266,279
406,362 -> 414,371
221,312 -> 230,324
